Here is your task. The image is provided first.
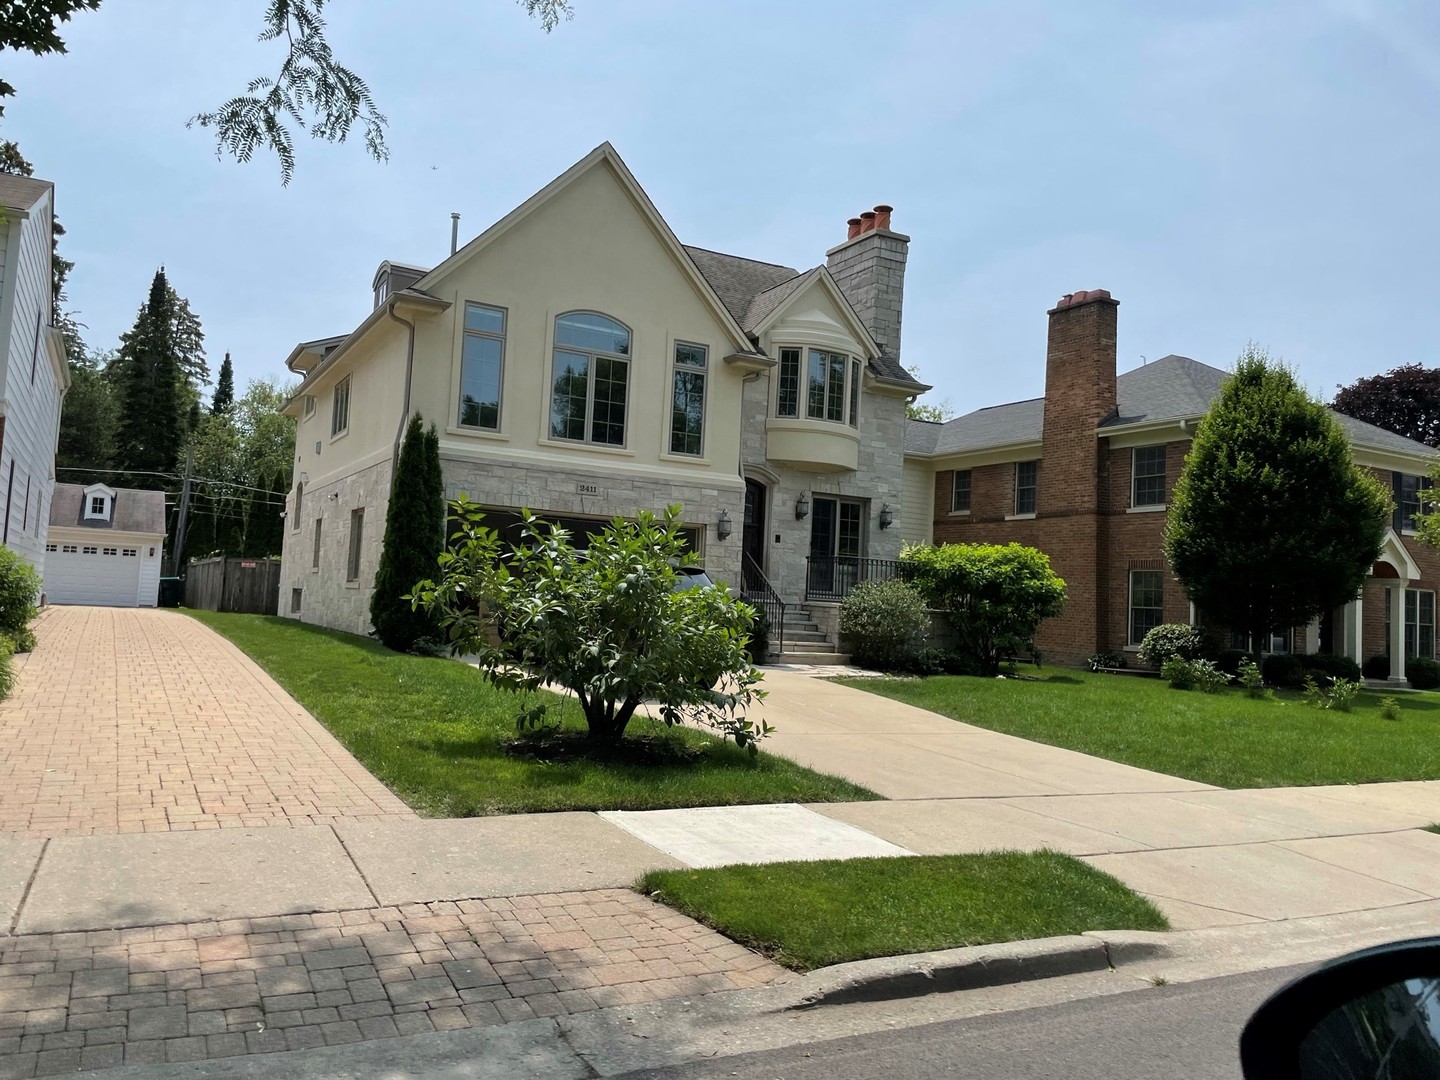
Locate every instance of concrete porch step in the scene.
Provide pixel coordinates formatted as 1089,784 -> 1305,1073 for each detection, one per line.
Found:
784,630 -> 832,643
774,650 -> 853,665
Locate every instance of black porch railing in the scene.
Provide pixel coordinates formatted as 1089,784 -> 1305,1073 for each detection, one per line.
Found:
741,552 -> 785,658
805,556 -> 906,602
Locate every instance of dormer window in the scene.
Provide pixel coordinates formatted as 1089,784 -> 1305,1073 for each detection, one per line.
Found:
82,485 -> 116,522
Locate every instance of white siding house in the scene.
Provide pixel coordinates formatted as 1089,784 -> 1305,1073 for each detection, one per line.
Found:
0,175 -> 69,591
45,484 -> 166,607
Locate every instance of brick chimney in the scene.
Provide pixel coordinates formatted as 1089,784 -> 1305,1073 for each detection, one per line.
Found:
826,205 -> 908,362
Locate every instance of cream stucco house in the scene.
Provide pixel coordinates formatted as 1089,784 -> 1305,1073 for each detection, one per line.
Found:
279,143 -> 927,657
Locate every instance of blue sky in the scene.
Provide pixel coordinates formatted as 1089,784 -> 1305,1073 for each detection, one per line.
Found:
5,0 -> 1438,415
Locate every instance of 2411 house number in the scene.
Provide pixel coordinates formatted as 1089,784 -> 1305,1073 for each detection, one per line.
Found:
576,482 -> 600,496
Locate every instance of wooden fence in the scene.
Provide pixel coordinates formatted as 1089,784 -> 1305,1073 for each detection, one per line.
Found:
185,557 -> 283,615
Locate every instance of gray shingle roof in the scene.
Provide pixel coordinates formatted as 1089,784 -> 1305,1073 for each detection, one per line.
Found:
0,175 -> 51,213
49,484 -> 167,535
743,270 -> 814,332
907,353 -> 1437,459
682,246 -> 799,329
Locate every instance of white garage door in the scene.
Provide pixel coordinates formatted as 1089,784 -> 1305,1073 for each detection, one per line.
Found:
44,542 -> 143,607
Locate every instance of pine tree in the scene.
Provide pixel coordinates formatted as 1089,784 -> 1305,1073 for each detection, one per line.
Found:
113,269 -> 184,485
212,353 -> 235,415
370,415 -> 445,652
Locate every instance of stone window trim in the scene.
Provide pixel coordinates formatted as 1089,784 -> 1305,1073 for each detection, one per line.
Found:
668,340 -> 708,458
548,311 -> 632,449
292,482 -> 304,532
312,518 -> 323,572
345,507 -> 365,584
457,301 -> 506,433
773,343 -> 862,427
331,375 -> 352,440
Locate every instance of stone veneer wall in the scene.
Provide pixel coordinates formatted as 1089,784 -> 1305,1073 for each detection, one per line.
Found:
439,456 -> 744,591
741,375 -> 907,605
279,457 -> 392,636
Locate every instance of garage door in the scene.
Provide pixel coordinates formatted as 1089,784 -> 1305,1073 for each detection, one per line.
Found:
44,542 -> 143,606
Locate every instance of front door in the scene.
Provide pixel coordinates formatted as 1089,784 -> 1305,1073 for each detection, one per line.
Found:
743,479 -> 766,573
808,497 -> 864,597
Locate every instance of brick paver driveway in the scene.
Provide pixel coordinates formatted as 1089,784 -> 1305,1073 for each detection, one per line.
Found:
0,607 -> 413,837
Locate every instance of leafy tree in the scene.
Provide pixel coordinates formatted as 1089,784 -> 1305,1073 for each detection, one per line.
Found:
112,269 -> 183,483
369,415 -> 444,652
1165,347 -> 1391,658
414,501 -> 768,749
904,363 -> 955,422
57,348 -> 117,471
211,353 -> 235,415
1333,364 -> 1440,448
900,542 -> 1067,674
0,1 -> 99,121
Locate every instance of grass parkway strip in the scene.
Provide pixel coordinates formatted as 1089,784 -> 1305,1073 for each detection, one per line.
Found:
187,611 -> 877,816
841,671 -> 1440,789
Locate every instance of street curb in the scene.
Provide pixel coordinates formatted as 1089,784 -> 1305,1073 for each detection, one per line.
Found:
783,931 -> 1175,1009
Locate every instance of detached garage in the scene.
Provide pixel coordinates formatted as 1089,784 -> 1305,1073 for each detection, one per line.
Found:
45,483 -> 166,607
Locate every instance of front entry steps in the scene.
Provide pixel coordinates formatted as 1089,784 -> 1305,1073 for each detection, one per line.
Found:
775,605 -> 849,666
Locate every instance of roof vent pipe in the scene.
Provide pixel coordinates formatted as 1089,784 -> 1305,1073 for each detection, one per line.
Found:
450,212 -> 460,255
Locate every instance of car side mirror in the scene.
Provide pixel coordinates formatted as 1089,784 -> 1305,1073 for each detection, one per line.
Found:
1240,937 -> 1440,1079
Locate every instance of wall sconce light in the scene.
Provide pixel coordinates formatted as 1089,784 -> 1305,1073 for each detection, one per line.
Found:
328,492 -> 340,501
879,503 -> 894,530
716,509 -> 733,542
795,493 -> 810,521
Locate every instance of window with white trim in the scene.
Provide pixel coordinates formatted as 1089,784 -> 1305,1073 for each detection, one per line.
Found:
82,546 -> 97,555
806,348 -> 847,422
1014,461 -> 1038,515
1407,589 -> 1435,659
777,348 -> 800,418
102,547 -> 117,556
89,496 -> 107,517
1132,446 -> 1167,507
122,548 -> 137,557
549,312 -> 631,446
459,302 -> 505,431
331,376 -> 351,437
1128,570 -> 1163,646
44,544 -> 56,553
61,545 -> 77,554
951,470 -> 971,512
669,342 -> 707,456
1394,473 -> 1432,532
303,395 -> 316,418
848,359 -> 862,429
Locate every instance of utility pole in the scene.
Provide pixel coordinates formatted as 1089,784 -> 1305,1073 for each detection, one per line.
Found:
172,447 -> 194,575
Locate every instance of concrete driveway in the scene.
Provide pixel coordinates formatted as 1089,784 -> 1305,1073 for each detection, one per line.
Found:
0,606 -> 413,837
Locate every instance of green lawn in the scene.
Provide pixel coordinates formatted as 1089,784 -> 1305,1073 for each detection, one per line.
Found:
639,853 -> 1168,971
840,671 -> 1440,789
188,611 -> 877,815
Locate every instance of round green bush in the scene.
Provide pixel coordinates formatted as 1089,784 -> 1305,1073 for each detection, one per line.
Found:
0,548 -> 40,640
1362,654 -> 1389,680
1406,656 -> 1440,690
1261,653 -> 1305,689
839,578 -> 930,672
1138,624 -> 1214,670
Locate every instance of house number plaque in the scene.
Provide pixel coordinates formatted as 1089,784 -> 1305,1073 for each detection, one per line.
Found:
577,482 -> 600,496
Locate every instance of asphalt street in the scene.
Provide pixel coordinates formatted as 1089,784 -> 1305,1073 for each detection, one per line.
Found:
617,964 -> 1310,1080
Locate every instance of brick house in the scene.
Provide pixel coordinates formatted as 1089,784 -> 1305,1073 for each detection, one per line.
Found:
905,290 -> 1440,683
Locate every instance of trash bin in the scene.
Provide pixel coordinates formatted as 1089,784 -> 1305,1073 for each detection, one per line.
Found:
159,577 -> 182,608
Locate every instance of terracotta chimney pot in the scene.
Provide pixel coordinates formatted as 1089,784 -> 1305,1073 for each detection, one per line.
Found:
847,217 -> 863,240
873,205 -> 893,230
860,210 -> 877,233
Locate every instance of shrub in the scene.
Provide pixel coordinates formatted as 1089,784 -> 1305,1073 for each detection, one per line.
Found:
1161,657 -> 1195,690
412,500 -> 767,749
0,635 -> 14,700
745,607 -> 770,664
1406,656 -> 1440,691
1300,653 -> 1363,683
1380,695 -> 1401,720
1137,624 -> 1213,670
839,579 -> 929,672
1237,657 -> 1268,699
371,415 -> 445,653
1191,659 -> 1228,694
1087,651 -> 1127,672
1261,653 -> 1306,689
10,627 -> 35,654
1216,649 -> 1248,676
0,547 -> 40,640
1362,654 -> 1390,680
1328,678 -> 1362,712
900,542 -> 1066,675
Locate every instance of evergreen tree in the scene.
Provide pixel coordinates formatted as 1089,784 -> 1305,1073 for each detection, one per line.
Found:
1165,346 -> 1392,657
168,287 -> 208,389
244,471 -> 287,557
113,269 -> 184,485
370,415 -> 444,652
57,349 -> 118,472
212,353 -> 235,415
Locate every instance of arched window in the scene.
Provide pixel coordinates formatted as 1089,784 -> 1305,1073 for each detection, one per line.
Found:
550,312 -> 631,446
293,481 -> 303,531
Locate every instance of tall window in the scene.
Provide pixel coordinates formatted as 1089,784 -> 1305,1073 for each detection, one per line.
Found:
459,303 -> 505,430
550,312 -> 630,446
312,519 -> 323,570
1406,589 -> 1435,659
292,482 -> 303,531
1128,570 -> 1163,646
303,395 -> 315,418
1394,473 -> 1432,532
849,359 -> 862,429
952,470 -> 971,512
777,348 -> 801,417
346,508 -> 364,582
806,349 -> 847,422
670,342 -> 707,456
1132,446 -> 1167,507
1014,461 -> 1038,515
331,375 -> 351,437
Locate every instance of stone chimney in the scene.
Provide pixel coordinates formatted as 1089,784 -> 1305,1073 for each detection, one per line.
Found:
826,205 -> 908,362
